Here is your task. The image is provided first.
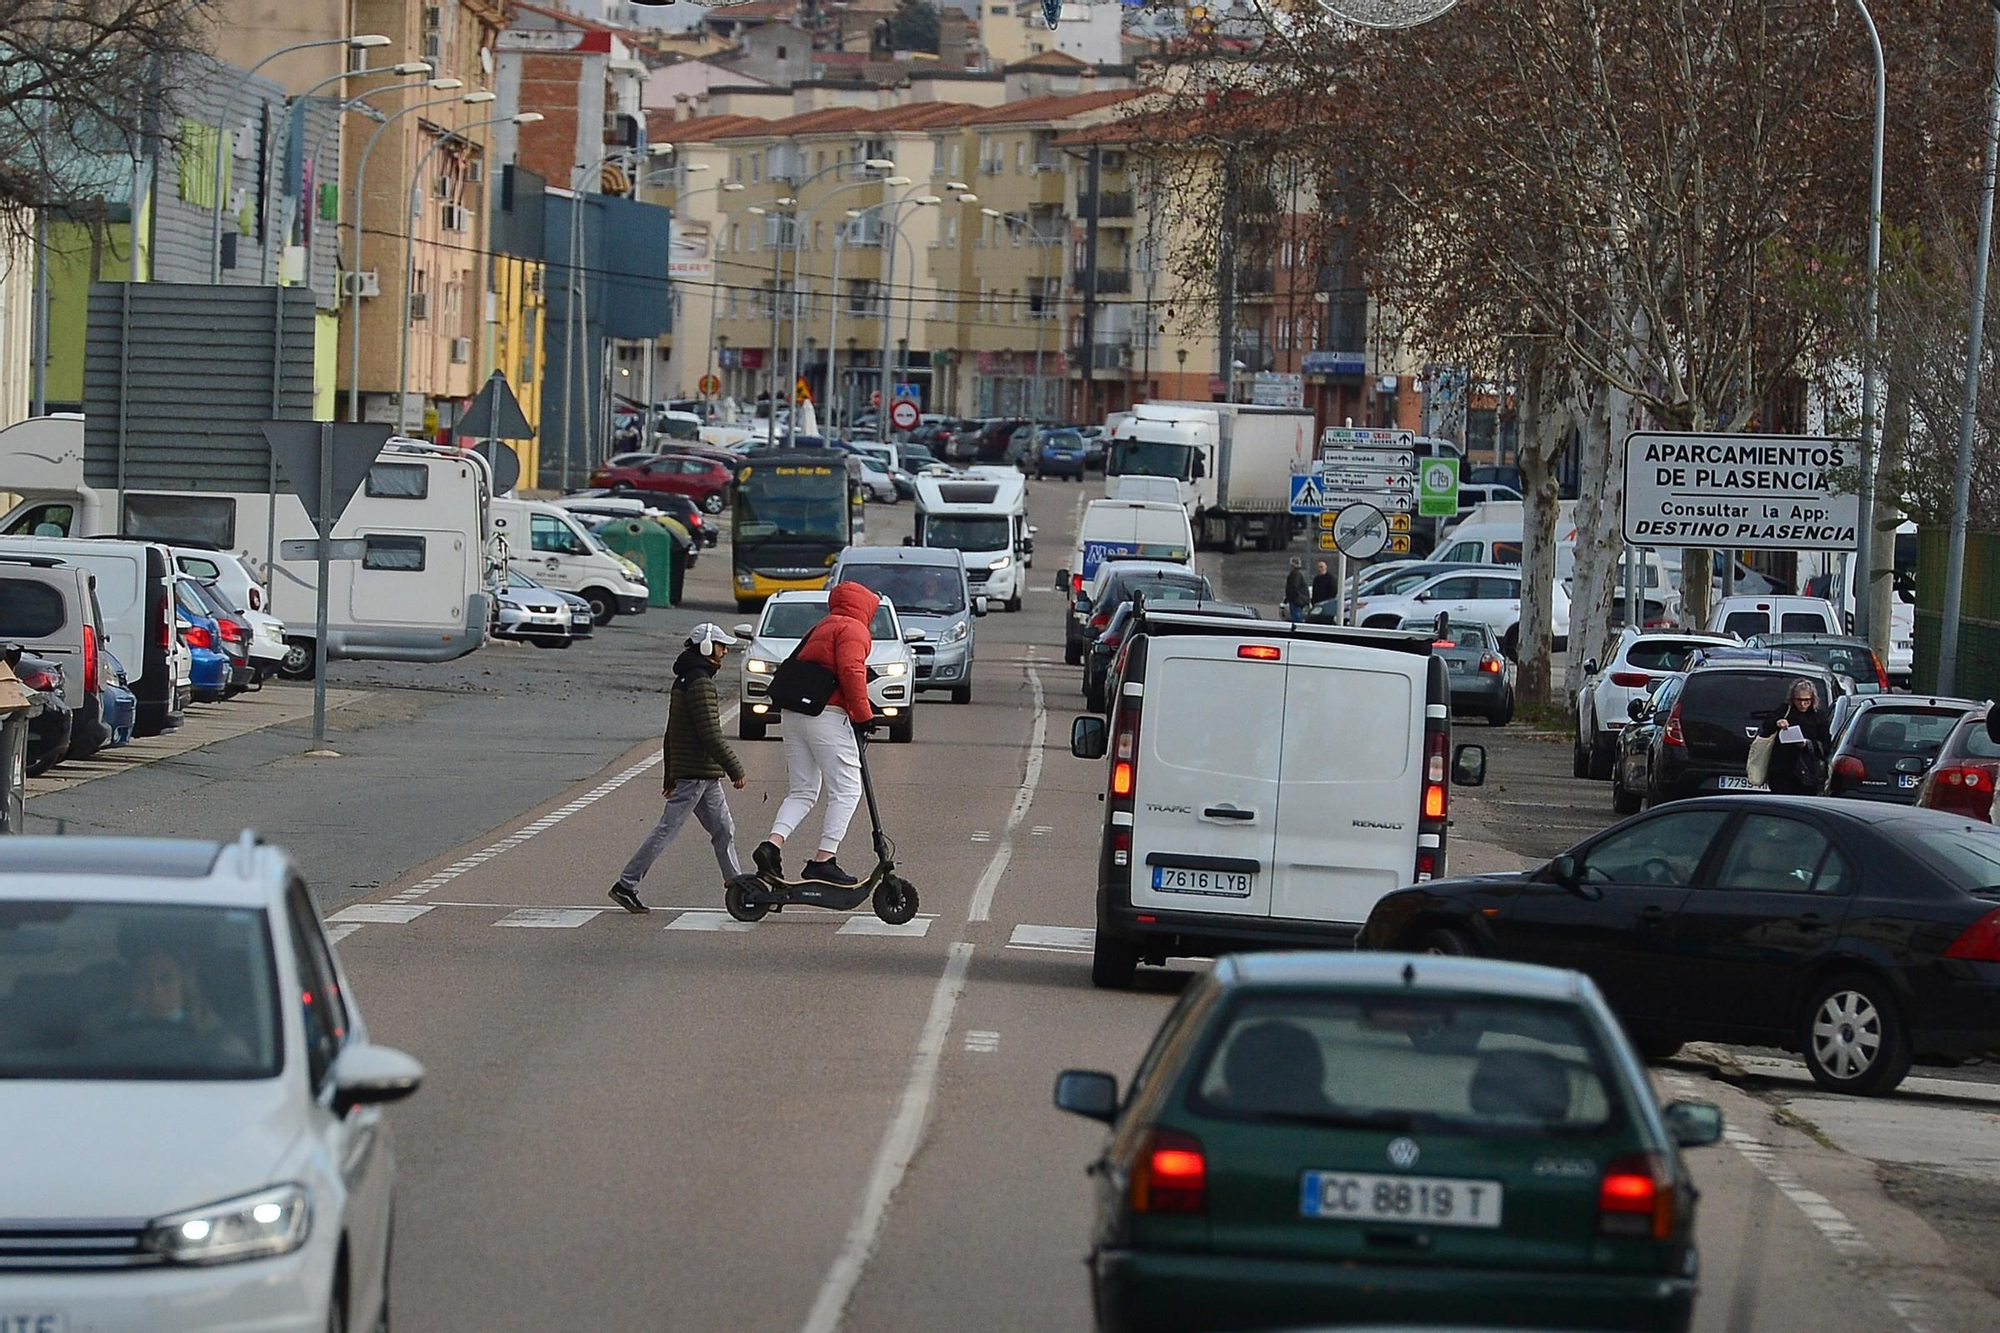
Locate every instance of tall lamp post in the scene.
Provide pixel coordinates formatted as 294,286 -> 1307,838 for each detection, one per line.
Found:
396,111 -> 543,433
274,62 -> 433,284
210,33 -> 391,282
1848,0 -> 1888,649
985,208 -> 1060,442
347,88 -> 488,423
876,187 -> 942,439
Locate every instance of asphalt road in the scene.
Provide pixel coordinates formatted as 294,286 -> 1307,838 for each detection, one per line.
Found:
21,480 -> 2000,1330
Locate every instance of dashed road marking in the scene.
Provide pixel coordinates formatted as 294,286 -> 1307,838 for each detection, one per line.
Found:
837,915 -> 934,938
969,830 -> 993,843
967,657 -> 1047,923
328,903 -> 434,925
495,908 -> 604,929
664,911 -> 758,933
1030,825 -> 1053,837
963,1029 -> 1000,1053
1007,923 -> 1093,952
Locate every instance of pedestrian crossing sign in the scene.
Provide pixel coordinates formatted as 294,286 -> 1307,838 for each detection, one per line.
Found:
1289,474 -> 1327,515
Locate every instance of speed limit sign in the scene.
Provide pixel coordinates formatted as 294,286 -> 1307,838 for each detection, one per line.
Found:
890,400 -> 921,431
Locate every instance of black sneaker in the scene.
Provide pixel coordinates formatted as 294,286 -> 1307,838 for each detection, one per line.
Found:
607,884 -> 648,914
753,841 -> 785,880
802,859 -> 859,887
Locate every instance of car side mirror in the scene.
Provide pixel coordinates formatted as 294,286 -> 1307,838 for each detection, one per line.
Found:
1627,698 -> 1647,721
1413,592 -> 1430,603
1074,595 -> 1093,616
1451,744 -> 1486,787
1583,659 -> 1599,676
1020,537 -> 1035,554
1662,1099 -> 1724,1148
1055,568 -> 1071,593
973,596 -> 989,617
903,628 -> 926,643
902,536 -> 915,547
330,1043 -> 425,1116
1028,525 -> 1040,536
1550,852 -> 1581,888
1071,715 -> 1108,759
1053,1069 -> 1118,1123
1892,755 -> 1931,776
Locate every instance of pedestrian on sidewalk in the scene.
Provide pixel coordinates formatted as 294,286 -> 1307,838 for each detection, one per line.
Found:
754,581 -> 879,887
1310,559 -> 1337,607
1284,556 -> 1310,623
608,623 -> 747,914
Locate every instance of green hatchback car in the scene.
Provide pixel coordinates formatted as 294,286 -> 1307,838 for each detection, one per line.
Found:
1053,954 -> 1724,1333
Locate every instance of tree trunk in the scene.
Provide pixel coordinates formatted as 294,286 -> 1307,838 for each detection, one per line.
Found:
1865,374 -> 1908,651
1565,378 -> 1623,704
1516,350 -> 1561,705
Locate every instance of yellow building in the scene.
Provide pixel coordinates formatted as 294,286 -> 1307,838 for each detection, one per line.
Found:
488,252 -> 548,482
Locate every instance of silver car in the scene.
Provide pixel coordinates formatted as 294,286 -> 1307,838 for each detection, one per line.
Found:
830,545 -> 986,705
493,568 -> 573,648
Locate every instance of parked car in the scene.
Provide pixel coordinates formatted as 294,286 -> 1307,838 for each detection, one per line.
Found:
177,608 -> 230,704
1629,660 -> 1846,803
1573,630 -> 1736,779
1411,617 -> 1516,726
1360,795 -> 2000,1095
1744,632 -> 1890,694
1069,560 -> 1214,665
1355,566 -> 1570,659
553,588 -> 595,641
1078,426 -> 1107,473
586,452 -> 733,513
1706,594 -> 1842,638
1053,952 -> 1721,1333
1825,696 -> 1979,804
1032,428 -> 1088,480
491,569 -> 574,649
178,577 -> 253,697
734,589 -> 920,743
0,832 -> 423,1332
1914,706 -> 2000,821
1610,674 -> 1687,814
13,648 -> 70,777
100,648 -> 138,747
0,553 -> 113,761
954,417 -> 1028,462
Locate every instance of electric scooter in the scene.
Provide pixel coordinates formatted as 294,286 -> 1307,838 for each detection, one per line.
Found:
722,731 -> 918,924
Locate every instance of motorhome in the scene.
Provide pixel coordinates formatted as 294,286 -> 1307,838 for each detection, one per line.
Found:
0,417 -> 492,674
911,473 -> 1033,611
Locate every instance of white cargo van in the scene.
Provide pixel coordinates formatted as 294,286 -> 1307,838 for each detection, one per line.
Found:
0,536 -> 184,734
1057,499 -> 1195,602
490,497 -> 649,624
1069,610 -> 1487,988
911,473 -> 1033,611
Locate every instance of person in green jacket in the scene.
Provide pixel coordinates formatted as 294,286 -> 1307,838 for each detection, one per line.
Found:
608,623 -> 747,913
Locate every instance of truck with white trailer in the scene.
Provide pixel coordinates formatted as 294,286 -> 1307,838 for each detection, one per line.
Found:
1102,401 -> 1315,551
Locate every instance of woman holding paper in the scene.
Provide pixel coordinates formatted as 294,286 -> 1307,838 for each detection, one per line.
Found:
1757,679 -> 1832,794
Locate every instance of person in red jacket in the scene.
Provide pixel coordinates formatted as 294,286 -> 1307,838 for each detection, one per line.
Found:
755,580 -> 878,885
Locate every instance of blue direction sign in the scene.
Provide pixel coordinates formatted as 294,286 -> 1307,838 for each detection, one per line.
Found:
1290,473 -> 1328,515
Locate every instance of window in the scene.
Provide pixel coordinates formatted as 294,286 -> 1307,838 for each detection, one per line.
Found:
1712,815 -> 1853,895
1425,577 -> 1480,601
285,881 -> 347,1090
1579,809 -> 1729,885
0,580 -> 67,638
365,462 -> 430,499
361,534 -> 426,571
1781,612 -> 1831,633
750,157 -> 760,183
944,216 -> 957,246
122,494 -> 236,547
530,512 -> 583,554
1473,577 -> 1520,600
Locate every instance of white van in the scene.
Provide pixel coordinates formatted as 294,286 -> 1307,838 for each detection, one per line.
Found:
1057,499 -> 1195,602
1706,595 -> 1843,639
1110,475 -> 1183,506
1068,611 -> 1487,988
912,473 -> 1032,611
0,536 -> 183,734
490,498 -> 649,624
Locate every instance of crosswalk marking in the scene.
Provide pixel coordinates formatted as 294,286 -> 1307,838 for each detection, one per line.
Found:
963,1030 -> 1000,1053
329,903 -> 435,925
495,908 -> 604,929
837,915 -> 933,938
663,911 -> 758,933
1007,923 -> 1093,952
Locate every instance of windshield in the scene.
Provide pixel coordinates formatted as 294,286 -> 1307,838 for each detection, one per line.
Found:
1372,568 -> 1444,597
1432,624 -> 1493,650
1769,640 -> 1879,680
1190,992 -> 1621,1135
1109,438 -> 1194,481
1626,642 -> 1704,673
839,565 -> 965,616
0,900 -> 281,1080
761,601 -> 898,641
923,516 -> 1011,552
734,464 -> 850,544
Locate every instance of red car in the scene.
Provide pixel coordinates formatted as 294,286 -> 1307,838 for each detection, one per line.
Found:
588,452 -> 733,513
1914,706 -> 2000,821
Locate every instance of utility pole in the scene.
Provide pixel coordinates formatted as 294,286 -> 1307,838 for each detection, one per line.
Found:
1079,145 -> 1102,423
1216,158 -> 1238,404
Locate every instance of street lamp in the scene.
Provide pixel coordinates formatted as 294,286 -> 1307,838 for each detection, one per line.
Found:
639,177 -> 748,413
875,188 -> 940,437
347,89 -> 492,422
986,207 -> 1061,440
787,175 -> 921,445
304,76 -> 455,237
209,34 -> 391,282
396,111 -> 544,433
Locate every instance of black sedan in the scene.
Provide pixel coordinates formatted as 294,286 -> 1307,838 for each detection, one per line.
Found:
1359,796 -> 2000,1096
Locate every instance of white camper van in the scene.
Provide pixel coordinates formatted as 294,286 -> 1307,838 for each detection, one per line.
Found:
911,472 -> 1033,611
489,497 -> 649,624
0,417 -> 492,676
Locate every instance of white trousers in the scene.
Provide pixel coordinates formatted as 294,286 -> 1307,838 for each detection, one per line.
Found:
771,705 -> 864,854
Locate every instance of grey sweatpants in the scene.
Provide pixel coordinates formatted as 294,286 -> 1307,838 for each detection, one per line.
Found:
615,778 -> 743,889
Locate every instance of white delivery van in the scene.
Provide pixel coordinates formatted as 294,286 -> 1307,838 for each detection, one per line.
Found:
1432,503 -> 1580,565
1110,475 -> 1183,505
1068,610 -> 1487,988
1057,499 -> 1195,603
1706,595 -> 1843,639
912,472 -> 1033,611
490,497 -> 649,625
0,419 -> 492,675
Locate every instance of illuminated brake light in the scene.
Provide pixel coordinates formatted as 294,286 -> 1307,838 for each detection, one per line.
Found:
1237,644 -> 1281,661
81,624 -> 98,695
1424,785 -> 1446,818
1130,1129 -> 1206,1215
1479,655 -> 1503,674
1945,907 -> 2000,962
183,624 -> 213,649
1598,1154 -> 1673,1240
1072,574 -> 1084,596
1111,761 -> 1134,796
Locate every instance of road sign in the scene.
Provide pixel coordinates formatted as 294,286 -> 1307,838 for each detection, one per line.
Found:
280,538 -> 367,562
1289,473 -> 1328,515
1418,457 -> 1460,518
1386,533 -> 1413,555
889,400 -> 920,431
1622,430 -> 1859,551
795,377 -> 813,404
1318,512 -> 1337,530
1324,488 -> 1415,513
1317,466 -> 1414,492
1316,448 -> 1416,473
698,373 -> 721,396
1317,532 -> 1338,551
1330,503 -> 1389,560
261,421 -> 393,529
1321,427 -> 1415,451
1251,371 -> 1304,408
1388,512 -> 1411,533
892,383 -> 920,402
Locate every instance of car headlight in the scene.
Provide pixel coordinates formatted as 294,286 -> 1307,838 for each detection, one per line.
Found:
497,598 -> 523,610
145,1184 -> 310,1266
746,658 -> 774,674
988,555 -> 1013,571
736,574 -> 755,589
620,558 -> 646,581
882,661 -> 908,676
942,620 -> 969,645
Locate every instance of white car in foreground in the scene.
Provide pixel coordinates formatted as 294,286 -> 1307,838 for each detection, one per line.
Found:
1354,565 -> 1570,657
0,832 -> 422,1333
1573,628 -> 1737,778
735,590 -> 921,743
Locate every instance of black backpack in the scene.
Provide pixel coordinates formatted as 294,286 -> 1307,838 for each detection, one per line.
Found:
766,623 -> 841,716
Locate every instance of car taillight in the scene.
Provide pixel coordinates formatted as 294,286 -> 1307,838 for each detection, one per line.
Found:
183,624 -> 213,649
1926,765 -> 1995,820
17,664 -> 57,691
1610,671 -> 1649,687
1479,654 -> 1503,674
1238,644 -> 1282,661
1663,700 -> 1685,749
1091,610 -> 1111,629
1832,755 -> 1866,788
157,596 -> 172,650
1874,655 -> 1889,691
1129,1129 -> 1206,1215
1945,907 -> 2000,962
81,624 -> 98,695
1072,573 -> 1084,596
1598,1153 -> 1674,1240
1103,632 -> 1123,649
217,618 -> 243,642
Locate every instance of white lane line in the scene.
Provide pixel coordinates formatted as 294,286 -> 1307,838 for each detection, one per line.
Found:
967,657 -> 1047,923
837,915 -> 934,938
1009,923 -> 1093,950
495,908 -> 604,929
325,923 -> 362,944
800,941 -> 974,1333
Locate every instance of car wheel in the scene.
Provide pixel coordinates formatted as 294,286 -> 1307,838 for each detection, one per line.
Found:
279,636 -> 316,681
738,712 -> 767,742
701,490 -> 726,514
951,683 -> 972,705
1636,1035 -> 1686,1062
1611,768 -> 1643,814
1064,640 -> 1082,666
1486,697 -> 1514,727
1587,738 -> 1615,781
582,589 -> 616,626
890,712 -> 914,744
1572,735 -> 1592,779
1415,926 -> 1476,956
1501,626 -> 1520,660
1091,930 -> 1139,990
1802,973 -> 1913,1096
1006,595 -> 1022,612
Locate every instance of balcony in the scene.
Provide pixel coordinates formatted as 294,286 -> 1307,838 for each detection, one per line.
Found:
1076,191 -> 1134,219
1072,268 -> 1132,294
1235,267 -> 1275,295
1068,342 -> 1133,372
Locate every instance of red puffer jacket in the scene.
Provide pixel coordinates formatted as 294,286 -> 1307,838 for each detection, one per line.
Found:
799,580 -> 877,724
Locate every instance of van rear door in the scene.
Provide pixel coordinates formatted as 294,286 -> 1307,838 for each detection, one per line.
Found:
1271,640 -> 1424,926
1128,636 -> 1282,919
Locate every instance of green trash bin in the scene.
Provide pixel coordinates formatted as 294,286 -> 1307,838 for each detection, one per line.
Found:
593,518 -> 685,608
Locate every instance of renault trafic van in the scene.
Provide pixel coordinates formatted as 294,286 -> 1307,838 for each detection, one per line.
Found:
490,498 -> 650,625
1057,499 -> 1195,603
1069,610 -> 1486,988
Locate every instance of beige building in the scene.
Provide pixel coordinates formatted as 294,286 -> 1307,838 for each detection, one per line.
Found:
0,223 -> 34,428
